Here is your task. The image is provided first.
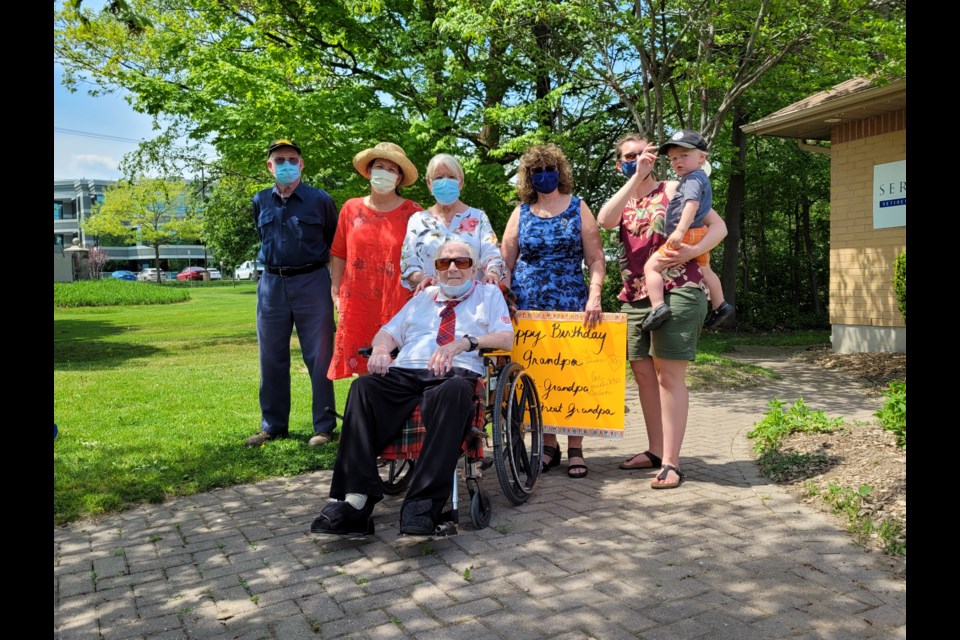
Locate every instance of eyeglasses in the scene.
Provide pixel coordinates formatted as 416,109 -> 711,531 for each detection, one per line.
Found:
531,165 -> 557,174
622,152 -> 640,161
435,257 -> 474,271
272,157 -> 300,165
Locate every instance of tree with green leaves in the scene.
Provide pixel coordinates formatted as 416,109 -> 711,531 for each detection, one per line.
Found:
56,0 -> 905,322
84,178 -> 203,282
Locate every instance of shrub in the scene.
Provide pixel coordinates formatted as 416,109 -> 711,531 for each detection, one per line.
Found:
54,280 -> 190,307
875,381 -> 906,449
600,257 -> 623,313
747,397 -> 845,454
894,251 -> 906,323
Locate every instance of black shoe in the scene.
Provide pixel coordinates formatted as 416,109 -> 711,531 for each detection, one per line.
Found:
399,498 -> 438,536
310,501 -> 374,535
704,301 -> 734,328
641,304 -> 672,331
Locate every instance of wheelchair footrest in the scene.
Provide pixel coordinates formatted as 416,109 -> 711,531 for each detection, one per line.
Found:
432,520 -> 459,537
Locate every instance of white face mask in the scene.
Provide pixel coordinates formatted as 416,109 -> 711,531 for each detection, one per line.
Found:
370,168 -> 399,194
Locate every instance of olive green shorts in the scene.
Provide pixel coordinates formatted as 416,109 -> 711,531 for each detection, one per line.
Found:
622,286 -> 708,361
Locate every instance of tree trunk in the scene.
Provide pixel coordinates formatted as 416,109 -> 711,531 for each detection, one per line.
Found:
799,194 -> 822,316
720,107 -> 748,313
533,20 -> 555,131
790,204 -> 800,311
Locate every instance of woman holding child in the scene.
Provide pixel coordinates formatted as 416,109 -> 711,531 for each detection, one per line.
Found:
597,133 -> 727,489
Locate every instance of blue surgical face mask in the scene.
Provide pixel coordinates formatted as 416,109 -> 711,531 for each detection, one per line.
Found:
531,170 -> 560,194
620,159 -> 637,178
431,177 -> 461,205
439,280 -> 474,298
274,161 -> 301,186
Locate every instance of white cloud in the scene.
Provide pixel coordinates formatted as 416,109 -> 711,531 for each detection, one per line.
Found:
74,154 -> 118,170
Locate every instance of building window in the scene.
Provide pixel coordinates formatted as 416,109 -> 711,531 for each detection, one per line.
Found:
54,202 -> 63,220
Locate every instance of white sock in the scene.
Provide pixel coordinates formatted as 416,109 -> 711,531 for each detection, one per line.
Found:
345,493 -> 367,510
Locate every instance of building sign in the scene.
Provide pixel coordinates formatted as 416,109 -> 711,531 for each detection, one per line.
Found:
512,310 -> 626,438
873,160 -> 906,229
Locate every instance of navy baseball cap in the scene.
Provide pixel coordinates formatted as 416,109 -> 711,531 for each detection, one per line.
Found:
658,130 -> 708,154
267,139 -> 302,156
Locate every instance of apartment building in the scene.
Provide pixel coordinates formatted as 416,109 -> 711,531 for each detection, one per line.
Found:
54,178 -> 213,281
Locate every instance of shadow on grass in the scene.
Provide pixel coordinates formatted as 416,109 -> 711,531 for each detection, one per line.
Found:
54,432 -> 340,526
54,319 -> 163,370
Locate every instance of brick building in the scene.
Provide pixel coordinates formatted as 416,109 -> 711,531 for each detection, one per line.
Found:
742,77 -> 906,353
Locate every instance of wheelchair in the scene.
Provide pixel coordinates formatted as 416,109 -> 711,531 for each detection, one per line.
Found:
370,349 -> 545,536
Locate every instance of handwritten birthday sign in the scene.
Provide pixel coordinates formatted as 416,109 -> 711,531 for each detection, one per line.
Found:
512,310 -> 627,438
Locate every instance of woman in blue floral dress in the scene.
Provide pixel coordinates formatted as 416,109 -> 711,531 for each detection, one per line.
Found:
501,143 -> 607,478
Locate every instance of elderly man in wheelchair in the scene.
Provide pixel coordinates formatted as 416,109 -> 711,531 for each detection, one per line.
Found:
311,239 -> 515,536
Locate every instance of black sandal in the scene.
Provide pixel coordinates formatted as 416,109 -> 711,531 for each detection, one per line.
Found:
541,444 -> 562,473
567,448 -> 588,479
619,450 -> 662,470
650,464 -> 684,489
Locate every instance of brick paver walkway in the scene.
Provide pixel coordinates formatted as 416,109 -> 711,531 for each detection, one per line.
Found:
54,347 -> 906,639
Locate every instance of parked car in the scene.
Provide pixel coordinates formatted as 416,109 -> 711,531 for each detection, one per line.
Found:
235,260 -> 264,280
109,270 -> 137,281
206,267 -> 222,280
137,268 -> 168,282
177,266 -> 208,281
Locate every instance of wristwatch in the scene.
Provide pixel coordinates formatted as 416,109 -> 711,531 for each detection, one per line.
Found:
464,335 -> 479,352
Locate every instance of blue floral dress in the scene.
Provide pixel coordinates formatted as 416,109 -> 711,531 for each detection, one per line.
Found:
512,196 -> 587,311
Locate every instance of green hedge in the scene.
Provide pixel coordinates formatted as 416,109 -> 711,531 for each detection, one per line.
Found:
894,251 -> 905,323
54,280 -> 190,307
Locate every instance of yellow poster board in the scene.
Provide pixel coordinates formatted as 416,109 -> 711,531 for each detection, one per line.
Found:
511,310 -> 627,438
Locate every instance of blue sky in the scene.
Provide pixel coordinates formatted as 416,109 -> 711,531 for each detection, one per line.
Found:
53,0 -> 157,181
53,61 -> 158,182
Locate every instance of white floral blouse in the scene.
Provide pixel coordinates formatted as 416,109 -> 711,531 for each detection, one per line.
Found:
399,206 -> 504,290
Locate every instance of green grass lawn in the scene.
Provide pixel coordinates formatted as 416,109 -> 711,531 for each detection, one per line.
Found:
54,283 -> 828,526
54,283 -> 352,526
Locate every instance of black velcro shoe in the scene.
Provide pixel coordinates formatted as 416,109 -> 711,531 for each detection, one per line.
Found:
704,301 -> 734,328
310,501 -> 374,536
641,303 -> 672,331
399,498 -> 438,536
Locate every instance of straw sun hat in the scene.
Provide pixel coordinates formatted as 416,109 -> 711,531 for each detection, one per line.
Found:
352,142 -> 419,187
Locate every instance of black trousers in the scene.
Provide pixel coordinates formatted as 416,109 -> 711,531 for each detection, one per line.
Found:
329,367 -> 479,516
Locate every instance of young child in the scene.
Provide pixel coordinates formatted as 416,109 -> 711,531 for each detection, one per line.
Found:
641,129 -> 733,331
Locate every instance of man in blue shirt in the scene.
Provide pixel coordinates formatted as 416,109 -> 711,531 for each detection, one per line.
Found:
244,140 -> 340,447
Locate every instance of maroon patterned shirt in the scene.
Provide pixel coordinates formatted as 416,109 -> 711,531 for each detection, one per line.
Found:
617,181 -> 708,303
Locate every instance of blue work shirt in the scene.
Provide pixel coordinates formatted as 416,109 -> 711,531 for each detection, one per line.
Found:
252,181 -> 338,268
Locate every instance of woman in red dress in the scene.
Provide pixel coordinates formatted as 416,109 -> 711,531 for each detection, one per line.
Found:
328,142 -> 423,379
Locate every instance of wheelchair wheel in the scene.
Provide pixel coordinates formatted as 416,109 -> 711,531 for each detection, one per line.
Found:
378,458 -> 414,495
470,490 -> 492,529
492,361 -> 543,505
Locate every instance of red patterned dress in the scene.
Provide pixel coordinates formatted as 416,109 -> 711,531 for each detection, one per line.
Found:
327,197 -> 423,379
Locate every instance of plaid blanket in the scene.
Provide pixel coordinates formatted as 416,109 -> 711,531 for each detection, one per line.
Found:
380,377 -> 486,461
